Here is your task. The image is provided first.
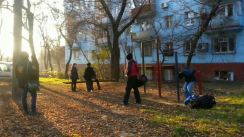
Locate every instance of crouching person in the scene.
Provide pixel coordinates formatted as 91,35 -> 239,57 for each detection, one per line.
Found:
16,51 -> 42,116
178,68 -> 196,99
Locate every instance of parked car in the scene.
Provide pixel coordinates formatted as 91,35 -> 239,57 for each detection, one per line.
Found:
0,61 -> 12,81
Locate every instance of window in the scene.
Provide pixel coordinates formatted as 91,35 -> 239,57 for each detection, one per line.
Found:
97,30 -> 106,38
165,16 -> 173,28
126,46 -> 133,54
141,42 -> 153,57
184,40 -> 195,55
141,22 -> 153,31
74,51 -> 80,60
0,64 -> 10,72
217,3 -> 233,17
213,37 -> 235,53
185,12 -> 194,26
165,42 -> 173,49
145,68 -> 153,81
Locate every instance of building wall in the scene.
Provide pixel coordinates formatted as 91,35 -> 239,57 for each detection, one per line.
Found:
64,0 -> 244,81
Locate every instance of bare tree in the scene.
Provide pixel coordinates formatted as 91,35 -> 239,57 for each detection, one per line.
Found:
51,46 -> 65,71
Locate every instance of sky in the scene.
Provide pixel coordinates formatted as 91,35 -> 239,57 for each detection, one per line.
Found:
0,0 -> 64,59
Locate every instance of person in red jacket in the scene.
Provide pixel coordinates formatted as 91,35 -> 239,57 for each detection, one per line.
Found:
121,53 -> 141,105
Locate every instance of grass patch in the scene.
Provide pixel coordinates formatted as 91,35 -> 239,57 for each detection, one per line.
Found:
140,109 -> 158,113
151,93 -> 244,136
173,128 -> 187,136
39,78 -> 67,85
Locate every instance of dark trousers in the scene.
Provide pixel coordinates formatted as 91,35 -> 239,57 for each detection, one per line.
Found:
22,89 -> 37,112
71,79 -> 77,91
123,76 -> 141,104
86,79 -> 93,91
94,79 -> 101,89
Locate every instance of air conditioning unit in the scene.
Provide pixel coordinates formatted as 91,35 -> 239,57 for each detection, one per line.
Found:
161,3 -> 168,9
197,43 -> 208,52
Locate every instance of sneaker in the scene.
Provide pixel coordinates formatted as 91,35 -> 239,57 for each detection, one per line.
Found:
98,88 -> 102,90
90,90 -> 93,92
134,102 -> 141,104
120,102 -> 128,106
29,111 -> 43,116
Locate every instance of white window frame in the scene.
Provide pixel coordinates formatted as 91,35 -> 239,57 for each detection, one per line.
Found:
185,12 -> 195,26
213,37 -> 235,54
217,3 -> 234,17
165,16 -> 173,29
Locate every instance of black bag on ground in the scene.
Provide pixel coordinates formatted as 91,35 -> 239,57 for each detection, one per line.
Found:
136,75 -> 148,87
189,95 -> 216,109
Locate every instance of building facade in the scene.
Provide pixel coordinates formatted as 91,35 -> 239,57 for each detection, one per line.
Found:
65,0 -> 244,82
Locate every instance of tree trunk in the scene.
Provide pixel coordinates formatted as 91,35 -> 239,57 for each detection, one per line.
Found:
12,0 -> 22,100
47,46 -> 53,71
44,47 -> 48,70
27,12 -> 39,80
111,33 -> 120,82
65,48 -> 72,79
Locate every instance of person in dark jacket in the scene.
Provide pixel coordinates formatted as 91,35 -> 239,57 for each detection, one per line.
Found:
70,63 -> 79,92
178,68 -> 197,99
83,63 -> 101,92
15,51 -> 42,116
121,53 -> 141,105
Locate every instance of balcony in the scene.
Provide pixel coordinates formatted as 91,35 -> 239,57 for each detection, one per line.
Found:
97,37 -> 108,45
205,19 -> 243,34
131,29 -> 155,41
131,3 -> 156,18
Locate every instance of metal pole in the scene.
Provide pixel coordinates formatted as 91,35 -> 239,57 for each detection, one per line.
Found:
156,39 -> 161,97
174,52 -> 180,101
197,71 -> 203,95
141,42 -> 146,94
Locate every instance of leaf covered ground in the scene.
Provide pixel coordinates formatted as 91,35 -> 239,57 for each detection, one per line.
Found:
0,79 -> 244,137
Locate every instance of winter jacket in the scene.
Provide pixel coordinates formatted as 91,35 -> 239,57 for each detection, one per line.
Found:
15,60 -> 38,88
70,67 -> 79,80
83,67 -> 96,80
127,59 -> 139,77
178,68 -> 196,83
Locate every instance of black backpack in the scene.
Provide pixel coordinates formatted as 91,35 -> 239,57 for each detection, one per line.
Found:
189,95 -> 216,109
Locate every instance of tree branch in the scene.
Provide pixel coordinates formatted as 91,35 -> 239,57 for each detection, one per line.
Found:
116,0 -> 127,24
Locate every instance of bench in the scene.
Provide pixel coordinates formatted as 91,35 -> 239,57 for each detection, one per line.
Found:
63,79 -> 116,84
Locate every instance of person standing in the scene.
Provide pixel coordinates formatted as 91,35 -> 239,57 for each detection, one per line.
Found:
121,53 -> 141,105
178,68 -> 197,99
84,63 -> 96,92
70,63 -> 79,92
15,51 -> 42,116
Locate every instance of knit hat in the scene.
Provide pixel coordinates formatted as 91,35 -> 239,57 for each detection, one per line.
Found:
126,53 -> 133,60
